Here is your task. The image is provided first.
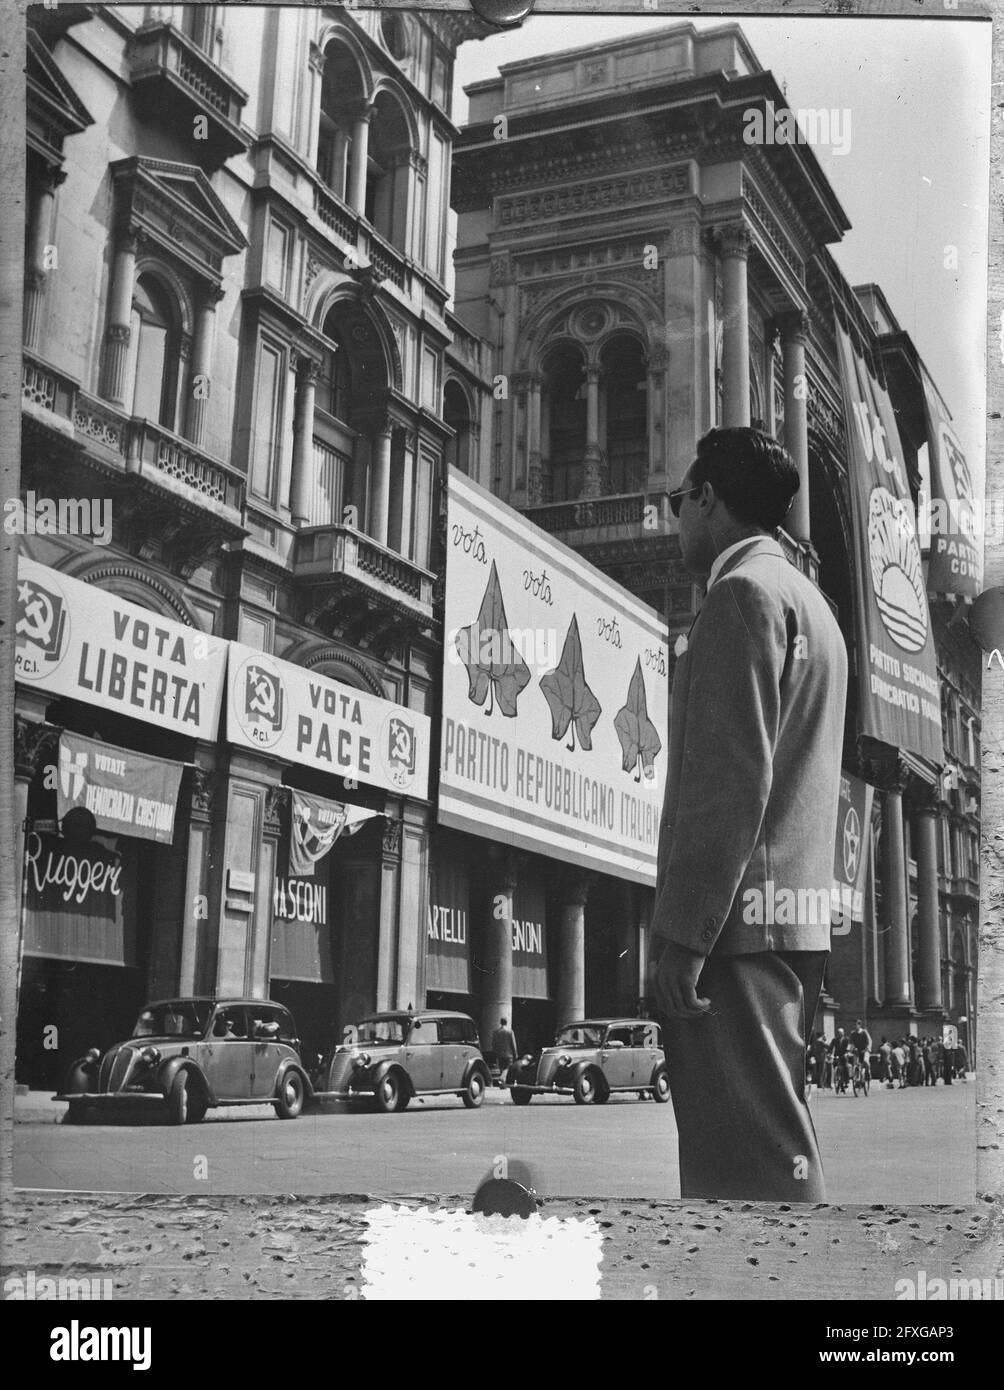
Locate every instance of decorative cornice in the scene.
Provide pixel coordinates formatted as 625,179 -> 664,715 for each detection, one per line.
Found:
14,717 -> 58,781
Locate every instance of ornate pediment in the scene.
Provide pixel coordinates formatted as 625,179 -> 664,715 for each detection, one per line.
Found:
110,157 -> 247,284
27,29 -> 93,167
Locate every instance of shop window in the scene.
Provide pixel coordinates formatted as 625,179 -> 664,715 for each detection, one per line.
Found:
128,273 -> 184,430
380,13 -> 409,62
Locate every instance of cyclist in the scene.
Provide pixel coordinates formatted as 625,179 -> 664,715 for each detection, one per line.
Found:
850,1020 -> 872,1082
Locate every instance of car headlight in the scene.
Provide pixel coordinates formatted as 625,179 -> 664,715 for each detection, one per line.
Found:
517,1054 -> 533,1067
84,1048 -> 100,1065
558,1054 -> 572,1068
140,1047 -> 161,1067
353,1053 -> 371,1069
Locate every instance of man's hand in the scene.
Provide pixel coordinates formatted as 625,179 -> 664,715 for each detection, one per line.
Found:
654,942 -> 712,1019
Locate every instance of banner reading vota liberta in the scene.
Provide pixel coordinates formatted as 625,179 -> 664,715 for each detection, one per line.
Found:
227,643 -> 430,798
440,467 -> 669,886
15,557 -> 226,740
834,325 -> 943,765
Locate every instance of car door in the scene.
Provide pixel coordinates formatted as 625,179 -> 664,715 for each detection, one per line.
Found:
201,1007 -> 254,1100
404,1018 -> 442,1091
247,1004 -> 287,1098
438,1017 -> 469,1088
600,1025 -> 635,1087
637,1022 -> 662,1083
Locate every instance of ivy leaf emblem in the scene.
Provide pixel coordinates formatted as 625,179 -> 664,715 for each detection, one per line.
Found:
454,560 -> 531,717
539,614 -> 602,752
614,658 -> 662,782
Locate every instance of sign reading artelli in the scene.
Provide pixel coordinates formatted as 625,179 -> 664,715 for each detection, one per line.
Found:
227,643 -> 430,799
439,468 -> 669,885
15,557 -> 226,740
834,325 -> 943,764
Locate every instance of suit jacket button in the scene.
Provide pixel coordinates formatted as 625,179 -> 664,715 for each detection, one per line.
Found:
704,914 -> 717,930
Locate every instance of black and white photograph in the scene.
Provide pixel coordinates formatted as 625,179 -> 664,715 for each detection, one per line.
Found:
1,0 -> 1001,1326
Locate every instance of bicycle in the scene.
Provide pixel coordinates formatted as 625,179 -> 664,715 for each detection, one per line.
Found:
851,1058 -> 870,1097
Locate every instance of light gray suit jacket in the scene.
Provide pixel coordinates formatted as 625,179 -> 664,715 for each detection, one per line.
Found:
651,536 -> 848,956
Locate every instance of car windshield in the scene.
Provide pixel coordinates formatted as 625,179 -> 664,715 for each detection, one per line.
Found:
554,1025 -> 604,1048
349,1018 -> 408,1045
132,1002 -> 213,1039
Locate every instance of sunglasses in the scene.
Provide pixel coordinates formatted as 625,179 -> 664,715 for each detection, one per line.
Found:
669,482 -> 699,518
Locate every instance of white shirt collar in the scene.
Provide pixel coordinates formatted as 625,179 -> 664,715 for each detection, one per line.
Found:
706,536 -> 764,590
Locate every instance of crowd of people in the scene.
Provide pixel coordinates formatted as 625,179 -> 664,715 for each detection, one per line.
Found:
806,1020 -> 970,1094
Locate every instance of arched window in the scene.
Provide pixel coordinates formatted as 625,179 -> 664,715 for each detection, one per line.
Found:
380,13 -> 409,62
317,43 -> 365,202
443,379 -> 472,475
542,345 -> 586,504
129,273 -> 183,430
366,90 -> 411,252
601,335 -> 647,494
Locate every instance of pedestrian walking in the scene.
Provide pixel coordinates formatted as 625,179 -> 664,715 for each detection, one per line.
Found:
652,427 -> 847,1202
878,1037 -> 892,1084
491,1017 -> 517,1085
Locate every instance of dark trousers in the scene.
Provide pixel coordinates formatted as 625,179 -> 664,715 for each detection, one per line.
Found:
663,950 -> 828,1203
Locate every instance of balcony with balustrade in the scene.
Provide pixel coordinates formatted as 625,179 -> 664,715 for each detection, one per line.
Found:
21,351 -> 246,572
292,524 -> 435,650
127,21 -> 250,168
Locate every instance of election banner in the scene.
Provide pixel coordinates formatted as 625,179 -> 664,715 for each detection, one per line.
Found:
15,557 -> 227,740
834,324 -> 943,764
831,771 -> 874,929
919,365 -> 983,596
226,643 -> 431,798
427,846 -> 471,995
440,468 -> 669,885
56,732 -> 184,845
289,790 -> 379,876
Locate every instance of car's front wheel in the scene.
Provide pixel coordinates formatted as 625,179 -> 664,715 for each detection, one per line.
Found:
461,1069 -> 487,1109
63,1101 -> 89,1124
275,1069 -> 305,1120
166,1070 -> 190,1125
510,1087 -> 532,1106
373,1070 -> 407,1114
573,1070 -> 597,1105
652,1065 -> 671,1103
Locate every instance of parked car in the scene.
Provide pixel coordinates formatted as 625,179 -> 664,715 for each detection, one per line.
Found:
507,1019 -> 670,1105
313,1010 -> 491,1113
55,998 -> 311,1125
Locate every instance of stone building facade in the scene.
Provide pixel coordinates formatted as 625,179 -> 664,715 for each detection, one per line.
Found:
451,23 -> 981,1059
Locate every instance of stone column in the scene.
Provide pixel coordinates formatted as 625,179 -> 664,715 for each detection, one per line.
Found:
375,818 -> 401,1011
177,768 -> 219,996
347,101 -> 374,216
555,872 -> 591,1027
370,424 -> 393,546
305,41 -> 326,168
396,816 -> 429,1010
913,796 -> 943,1011
581,367 -> 606,498
23,168 -> 64,353
185,286 -> 223,448
647,343 -> 669,481
289,354 -> 320,526
778,309 -> 811,542
101,228 -> 140,405
479,852 -> 518,1055
719,222 -> 751,429
526,372 -> 542,501
882,777 -> 912,1007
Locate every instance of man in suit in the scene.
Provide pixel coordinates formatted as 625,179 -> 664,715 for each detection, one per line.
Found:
652,426 -> 848,1202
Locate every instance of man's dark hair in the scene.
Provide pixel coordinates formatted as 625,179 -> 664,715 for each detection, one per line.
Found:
691,427 -> 800,530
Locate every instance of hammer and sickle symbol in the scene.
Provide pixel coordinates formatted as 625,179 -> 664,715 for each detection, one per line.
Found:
18,590 -> 54,645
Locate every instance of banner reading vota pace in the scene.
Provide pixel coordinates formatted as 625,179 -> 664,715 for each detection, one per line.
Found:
227,643 -> 430,797
440,467 -> 669,885
919,365 -> 983,597
15,557 -> 226,739
834,325 -> 943,764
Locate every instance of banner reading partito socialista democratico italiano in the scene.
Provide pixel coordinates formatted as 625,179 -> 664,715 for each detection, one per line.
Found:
834,323 -> 943,766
